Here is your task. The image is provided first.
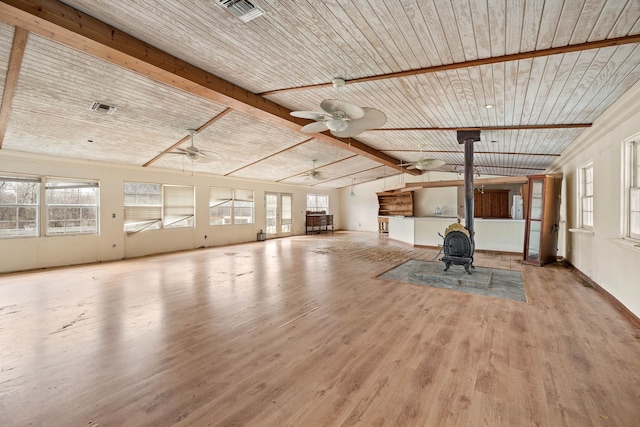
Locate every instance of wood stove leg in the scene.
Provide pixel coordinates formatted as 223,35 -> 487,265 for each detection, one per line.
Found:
444,261 -> 452,272
464,263 -> 471,274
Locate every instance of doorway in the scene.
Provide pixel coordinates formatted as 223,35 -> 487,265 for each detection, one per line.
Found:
265,192 -> 293,238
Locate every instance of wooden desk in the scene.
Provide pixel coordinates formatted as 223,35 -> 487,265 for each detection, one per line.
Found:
306,214 -> 333,234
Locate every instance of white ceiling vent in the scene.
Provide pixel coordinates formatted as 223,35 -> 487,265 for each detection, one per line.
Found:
89,101 -> 116,115
218,0 -> 266,23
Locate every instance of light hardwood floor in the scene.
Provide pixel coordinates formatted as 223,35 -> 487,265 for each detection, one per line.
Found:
1,232 -> 639,426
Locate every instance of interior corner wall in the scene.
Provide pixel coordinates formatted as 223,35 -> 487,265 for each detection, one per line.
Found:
0,152 -> 340,273
547,80 -> 640,318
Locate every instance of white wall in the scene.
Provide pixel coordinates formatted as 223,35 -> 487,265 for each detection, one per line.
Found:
0,151 -> 339,273
340,171 -> 463,232
414,186 -> 458,217
547,80 -> 640,318
390,216 -> 525,252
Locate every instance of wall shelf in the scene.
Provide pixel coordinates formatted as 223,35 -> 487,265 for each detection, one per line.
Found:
377,191 -> 414,217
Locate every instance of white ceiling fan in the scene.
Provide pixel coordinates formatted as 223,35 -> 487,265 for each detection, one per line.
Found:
166,129 -> 221,163
399,143 -> 446,171
402,157 -> 446,171
290,78 -> 387,138
303,160 -> 329,181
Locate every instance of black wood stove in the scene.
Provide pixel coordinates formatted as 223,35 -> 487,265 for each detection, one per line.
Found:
442,221 -> 474,274
441,131 -> 481,274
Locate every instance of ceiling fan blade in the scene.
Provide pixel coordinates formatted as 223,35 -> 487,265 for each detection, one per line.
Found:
330,107 -> 387,137
301,121 -> 329,133
291,111 -> 328,120
320,99 -> 365,120
199,150 -> 222,159
414,159 -> 446,170
194,156 -> 214,163
406,165 -> 417,170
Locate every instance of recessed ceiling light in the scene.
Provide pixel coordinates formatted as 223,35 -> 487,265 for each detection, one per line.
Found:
484,104 -> 494,109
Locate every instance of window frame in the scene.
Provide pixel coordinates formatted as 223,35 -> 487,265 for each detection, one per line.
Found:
45,178 -> 100,236
163,184 -> 195,229
123,182 -> 195,234
624,138 -> 640,241
232,188 -> 254,225
0,175 -> 40,238
578,161 -> 594,230
123,182 -> 163,234
306,193 -> 329,213
209,187 -> 254,226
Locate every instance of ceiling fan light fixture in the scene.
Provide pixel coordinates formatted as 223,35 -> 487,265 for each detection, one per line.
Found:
326,118 -> 348,132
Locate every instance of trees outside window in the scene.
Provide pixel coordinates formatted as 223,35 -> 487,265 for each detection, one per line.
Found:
46,179 -> 99,235
306,194 -> 328,213
0,176 -> 40,238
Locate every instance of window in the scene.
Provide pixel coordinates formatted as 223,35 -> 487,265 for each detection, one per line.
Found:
209,187 -> 232,225
124,182 -> 194,233
0,175 -> 40,238
163,185 -> 194,228
625,139 -> 640,240
306,194 -> 328,213
209,187 -> 254,225
233,189 -> 254,224
124,182 -> 162,233
579,162 -> 593,229
46,178 -> 99,235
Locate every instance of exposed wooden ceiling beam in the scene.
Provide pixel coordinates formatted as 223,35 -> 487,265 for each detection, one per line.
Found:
386,150 -> 561,157
0,26 -> 28,149
373,124 -> 592,131
0,0 -> 418,174
261,34 -> 640,95
395,176 -> 530,191
276,155 -> 358,182
143,108 -> 232,167
308,164 -> 385,187
224,136 -> 315,176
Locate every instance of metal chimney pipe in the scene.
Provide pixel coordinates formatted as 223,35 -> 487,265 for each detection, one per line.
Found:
464,138 -> 474,237
456,131 -> 481,243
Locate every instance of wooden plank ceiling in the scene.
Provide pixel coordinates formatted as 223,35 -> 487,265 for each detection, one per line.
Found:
0,0 -> 639,188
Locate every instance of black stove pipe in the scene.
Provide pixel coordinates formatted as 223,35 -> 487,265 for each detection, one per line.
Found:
464,138 -> 474,239
457,131 -> 481,244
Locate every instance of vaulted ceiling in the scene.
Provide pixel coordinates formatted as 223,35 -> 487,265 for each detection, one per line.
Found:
0,0 -> 639,189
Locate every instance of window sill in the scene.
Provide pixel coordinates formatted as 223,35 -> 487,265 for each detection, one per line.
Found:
609,238 -> 640,252
568,228 -> 595,235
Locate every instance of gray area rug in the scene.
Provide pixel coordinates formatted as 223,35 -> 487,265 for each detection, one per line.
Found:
378,260 -> 527,303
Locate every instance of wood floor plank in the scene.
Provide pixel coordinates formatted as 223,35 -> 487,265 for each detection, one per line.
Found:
1,231 -> 639,426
